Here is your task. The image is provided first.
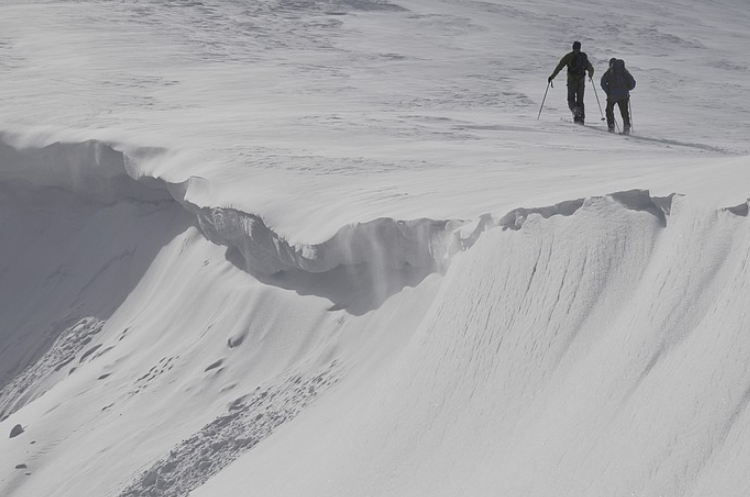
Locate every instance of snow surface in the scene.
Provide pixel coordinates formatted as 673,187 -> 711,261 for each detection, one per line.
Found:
1,0 -> 749,495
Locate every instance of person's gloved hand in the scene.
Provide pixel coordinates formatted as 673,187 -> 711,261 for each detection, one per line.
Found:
548,76 -> 553,83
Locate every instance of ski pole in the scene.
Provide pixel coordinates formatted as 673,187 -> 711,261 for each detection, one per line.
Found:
589,77 -> 605,121
537,81 -> 552,120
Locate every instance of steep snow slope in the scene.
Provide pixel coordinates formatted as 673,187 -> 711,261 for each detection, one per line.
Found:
1,0 -> 749,496
195,192 -> 750,497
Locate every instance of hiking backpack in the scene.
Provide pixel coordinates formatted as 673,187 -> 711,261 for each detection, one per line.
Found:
568,52 -> 588,77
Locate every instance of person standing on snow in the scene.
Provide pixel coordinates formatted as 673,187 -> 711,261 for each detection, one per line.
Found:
600,58 -> 636,134
548,41 -> 594,124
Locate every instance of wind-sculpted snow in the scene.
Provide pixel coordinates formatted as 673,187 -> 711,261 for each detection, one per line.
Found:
187,204 -> 451,276
0,142 -> 195,420
186,192 -> 750,497
1,136 -> 460,315
179,200 -> 456,314
0,138 -> 172,205
450,190 -> 674,254
0,135 -> 447,418
5,134 -> 750,497
0,136 -> 680,407
1,137 -> 680,322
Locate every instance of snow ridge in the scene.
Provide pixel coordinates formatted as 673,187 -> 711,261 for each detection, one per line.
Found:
451,190 -> 675,255
185,203 -> 452,277
188,204 -> 455,314
0,136 -> 683,322
0,136 -> 457,278
0,136 -> 678,284
0,137 -> 172,205
1,136 -> 462,315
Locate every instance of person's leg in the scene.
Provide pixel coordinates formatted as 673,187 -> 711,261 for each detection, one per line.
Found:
605,99 -> 616,131
567,79 -> 579,119
576,78 -> 586,121
618,97 -> 631,133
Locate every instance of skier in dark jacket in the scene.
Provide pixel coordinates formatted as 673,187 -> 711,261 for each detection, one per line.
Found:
600,58 -> 636,134
548,41 -> 594,124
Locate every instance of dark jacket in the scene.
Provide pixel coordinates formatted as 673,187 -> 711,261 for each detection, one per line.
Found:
600,59 -> 636,100
550,50 -> 594,81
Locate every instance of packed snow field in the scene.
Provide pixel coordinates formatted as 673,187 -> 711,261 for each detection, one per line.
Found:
1,0 -> 749,496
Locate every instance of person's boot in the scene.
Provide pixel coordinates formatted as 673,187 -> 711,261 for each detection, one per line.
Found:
572,106 -> 583,124
608,126 -> 615,133
623,126 -> 631,135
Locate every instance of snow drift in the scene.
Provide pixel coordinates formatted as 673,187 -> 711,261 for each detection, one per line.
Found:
0,136 -> 452,416
194,189 -> 750,497
0,135 -> 456,496
3,134 -> 750,497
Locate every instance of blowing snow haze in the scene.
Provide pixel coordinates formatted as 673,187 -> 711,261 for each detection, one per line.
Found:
1,0 -> 750,496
